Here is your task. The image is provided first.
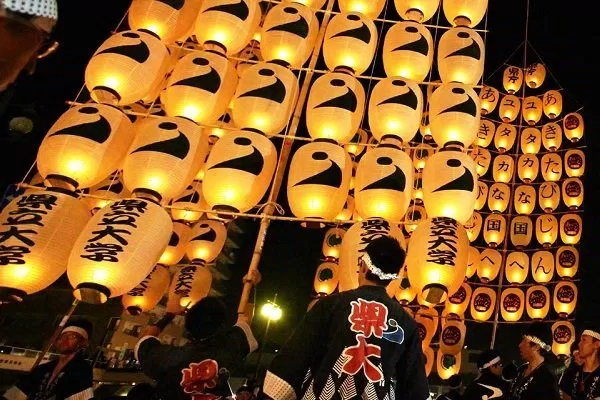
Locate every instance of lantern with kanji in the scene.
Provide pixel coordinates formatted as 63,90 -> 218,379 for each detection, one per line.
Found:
552,321 -> 576,359
466,246 -> 479,278
128,0 -> 202,43
202,129 -> 277,214
553,280 -> 577,318
562,178 -> 583,210
540,153 -> 562,182
541,122 -> 562,151
505,251 -> 529,284
479,86 -> 499,115
68,198 -> 172,304
85,30 -> 169,105
536,215 -> 558,247
483,214 -> 506,247
445,282 -> 472,317
443,0 -> 488,27
526,285 -> 550,320
437,28 -> 485,85
470,286 -> 495,321
477,119 -> 494,147
465,211 -> 482,242
86,173 -> 130,212
556,246 -> 579,278
429,83 -> 480,148
322,227 -> 345,260
158,221 -> 191,266
412,143 -> 434,170
122,265 -> 170,315
564,149 -> 585,178
522,96 -> 543,126
502,66 -> 523,94
531,250 -> 554,283
471,147 -> 491,177
415,306 -> 439,349
314,261 -> 339,295
439,318 -> 466,355
170,183 -> 207,223
382,22 -> 434,82
538,182 -> 560,212
510,215 -> 533,249
517,154 -> 539,183
492,154 -> 514,183
186,220 -> 227,265
501,288 -> 525,322
394,0 -> 440,22
477,248 -> 501,282
494,123 -> 516,153
169,264 -> 213,308
405,204 -> 426,233
526,62 -> 546,88
487,183 -> 510,213
560,214 -> 582,245
499,94 -> 520,123
543,90 -> 563,119
521,127 -> 541,154
563,112 -> 584,142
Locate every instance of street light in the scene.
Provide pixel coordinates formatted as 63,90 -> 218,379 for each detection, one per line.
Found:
255,295 -> 282,377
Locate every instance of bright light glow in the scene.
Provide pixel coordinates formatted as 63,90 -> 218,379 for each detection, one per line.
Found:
276,48 -> 291,62
222,188 -> 237,202
351,1 -> 366,12
93,269 -> 108,283
307,197 -> 323,212
428,269 -> 441,282
210,128 -> 225,139
341,55 -> 356,69
180,298 -> 193,308
211,30 -> 228,45
261,302 -> 282,321
146,23 -> 164,39
374,202 -> 388,214
386,120 -> 400,132
159,250 -> 173,264
67,159 -> 84,173
326,248 -> 339,258
182,104 -> 201,121
148,176 -> 162,190
253,115 -> 268,129
321,126 -> 335,139
13,265 -> 29,279
193,248 -> 209,261
253,32 -> 261,42
104,76 -> 120,90
396,69 -> 412,79
346,144 -> 358,154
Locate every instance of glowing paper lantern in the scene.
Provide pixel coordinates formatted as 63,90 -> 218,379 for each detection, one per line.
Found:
526,285 -> 550,320
393,267 -> 417,304
505,251 -> 529,284
412,143 -> 434,170
158,221 -> 192,266
521,127 -> 542,155
562,178 -> 584,210
439,319 -> 466,356
394,0 -> 440,22
499,95 -> 520,123
522,96 -> 543,126
85,30 -> 169,105
170,264 -> 213,307
477,248 -> 501,282
445,282 -> 472,317
68,198 -> 172,304
564,149 -> 585,178
420,111 -> 432,139
424,347 -> 435,377
502,66 -> 523,94
538,182 -> 560,213
382,22 -> 434,82
487,183 -> 510,213
429,83 -> 480,148
37,104 -> 134,190
322,227 -> 345,260
553,281 -> 577,318
415,306 -> 439,349
556,246 -> 579,278
483,214 -> 506,248
404,204 -> 426,233
563,112 -> 584,142
517,154 -> 539,183
122,265 -> 170,315
541,122 -> 562,151
535,215 -> 558,247
540,153 -> 562,182
470,286 -> 495,321
501,288 -> 524,322
531,250 -> 554,283
186,220 -> 227,265
442,0 -> 488,27
338,0 -> 385,17
412,172 -> 424,203
552,321 -> 576,359
492,154 -> 514,183
344,129 -> 369,159
543,90 -> 563,119
474,181 -> 488,211
494,123 -> 517,153
128,0 -> 202,44
466,246 -> 479,278
479,86 -> 499,115
560,214 -> 582,245
437,28 -> 484,85
314,261 -> 339,295
526,63 -> 546,88
477,119 -> 495,147
170,183 -> 207,223
465,212 -> 482,242
510,215 -> 533,249
471,147 -> 491,177
336,195 -> 355,221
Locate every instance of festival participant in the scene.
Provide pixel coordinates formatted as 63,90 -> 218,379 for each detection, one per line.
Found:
559,323 -> 600,400
463,349 -> 509,400
437,374 -> 463,400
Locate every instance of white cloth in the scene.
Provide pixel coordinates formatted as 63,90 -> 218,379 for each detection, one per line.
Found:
2,0 -> 58,19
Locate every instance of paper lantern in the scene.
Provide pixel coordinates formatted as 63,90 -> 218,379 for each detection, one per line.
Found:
161,51 -> 238,124
429,83 -> 480,148
471,147 -> 491,177
540,153 -> 562,182
542,90 -> 563,119
517,154 -> 539,183
260,2 -> 319,68
382,21 -> 434,82
122,265 -> 170,315
526,285 -> 550,320
552,321 -> 576,359
420,111 -> 432,139
526,62 -> 546,88
411,172 -> 424,203
560,213 -> 582,245
193,0 -> 261,55
466,246 -> 479,278
85,173 -> 131,212
158,221 -> 192,266
123,116 -> 208,202
535,215 -> 558,247
323,12 -> 377,75
412,143 -> 434,170
445,282 -> 472,317
439,319 -> 466,356
422,150 -> 477,224
422,347 -> 435,377
477,119 -> 494,147
477,248 -> 501,282
494,123 -> 517,153
470,286 -> 495,321
355,140 -> 414,221
437,28 -> 484,85
531,250 -> 554,283
510,215 -> 533,249
368,77 -> 424,143
314,261 -> 339,295
68,198 -> 172,304
186,219 -> 227,265
236,40 -> 262,77
415,306 -> 439,349
483,214 -> 506,248
562,178 -> 583,210
393,267 -> 417,304
442,0 -> 488,27
564,149 -> 585,178
344,129 -> 368,159
556,246 -> 579,279
170,183 -> 207,223
502,66 -> 523,94
37,104 -> 134,190
479,86 -> 499,115
501,288 -> 525,322
203,129 -> 277,213
128,0 -> 202,43
498,95 -> 520,123
394,0 -> 440,22
492,154 -> 514,184
322,227 -> 345,260
538,182 -> 559,213
288,141 -> 352,224
170,264 -> 212,307
541,122 -> 562,152
338,218 -> 407,291
563,112 -> 584,142
231,61 -> 299,136
465,211 -> 482,242
284,0 -> 325,9
505,251 -> 529,284
521,127 -> 542,155
338,0 -> 385,17
486,183 -> 509,213
306,72 -> 366,143
336,195 -> 355,221
406,217 -> 469,306
0,191 -> 90,303
404,204 -> 426,234
85,30 -> 169,105
474,181 -> 488,210
553,280 -> 577,318
522,96 -> 543,126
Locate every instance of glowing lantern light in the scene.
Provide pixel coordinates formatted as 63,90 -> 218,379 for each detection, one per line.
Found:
412,172 -> 424,203
562,178 -> 583,210
439,318 -> 466,356
502,66 -> 523,94
526,285 -> 550,320
437,351 -> 461,380
412,143 -> 434,171
383,21 -> 434,82
37,104 -> 134,190
499,94 -> 520,123
520,127 -> 541,154
68,198 -> 172,304
471,147 -> 491,177
85,173 -> 130,212
531,250 -> 554,283
170,264 -> 213,308
517,154 -> 539,183
465,211 -> 482,242
477,248 -> 501,282
203,129 -> 277,213
466,246 -> 479,278
344,129 -> 368,159
479,86 -> 499,115
505,251 -> 529,284
445,282 -> 472,317
322,227 -> 345,260
393,267 -> 417,305
85,30 -> 169,105
442,0 -> 488,27
284,0 -> 325,9
563,112 -> 584,142
535,214 -> 558,248
543,90 -> 563,119
541,122 -> 562,151
158,221 -> 192,266
474,181 -> 488,211
483,214 -> 506,248
487,182 -> 510,213
492,154 -> 514,183
552,321 -> 576,359
336,195 -> 355,221
477,119 -> 495,147
314,261 -> 339,295
236,40 -> 262,77
522,96 -> 543,126
560,214 -> 582,245
128,0 -> 202,44
429,83 -> 480,148
424,347 -> 435,377
494,123 -> 517,153
556,246 -> 579,279
170,183 -> 207,223
122,265 -> 170,315
415,306 -> 439,349
538,182 -> 560,213
540,153 -> 562,182
470,286 -> 495,321
394,0 -> 440,22
526,62 -> 546,88
339,0 -> 385,18
404,204 -> 426,234
501,288 -> 525,322
564,149 -> 585,178
553,281 -> 577,318
510,215 -> 533,249
437,28 -> 485,85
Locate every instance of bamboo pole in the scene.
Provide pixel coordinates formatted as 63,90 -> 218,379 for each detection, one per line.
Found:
237,0 -> 337,315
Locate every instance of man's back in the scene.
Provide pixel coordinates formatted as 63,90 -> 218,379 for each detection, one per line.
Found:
463,371 -> 509,400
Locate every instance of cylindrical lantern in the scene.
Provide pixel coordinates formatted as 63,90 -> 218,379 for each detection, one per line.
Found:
405,203 -> 426,233
0,191 -> 91,303
556,246 -> 579,279
193,0 -> 261,55
470,286 -> 496,321
123,116 -> 208,202
502,66 -> 523,94
170,182 -> 207,223
505,251 -> 529,284
368,77 -> 424,143
526,285 -> 550,320
501,287 -> 525,322
420,111 -> 432,139
323,12 -> 377,75
564,149 -> 585,178
345,129 -> 368,159
510,215 -> 533,249
563,112 -> 584,142
260,2 -> 319,68
466,246 -> 479,278
543,90 -> 563,119
494,123 -> 517,153
412,143 -> 434,170
85,173 -> 131,212
170,264 -> 212,308
483,214 -> 506,247
492,154 -> 514,183
521,127 -> 542,155
531,250 -> 554,283
37,104 -> 134,190
231,61 -> 299,136
394,0 -> 440,22
186,219 -> 227,265
499,94 -> 520,123
415,306 -> 439,349
383,21 -> 434,82
437,27 -> 485,85
535,215 -> 558,248
288,141 -> 352,224
562,178 -> 583,210
203,129 -> 277,213
538,182 -> 560,213
314,261 -> 339,295
560,214 -> 582,245
424,347 -> 435,377
465,211 -> 482,242
128,0 -> 202,43
306,72 -> 366,143
477,248 -> 501,282
122,265 -> 170,315
236,40 -> 262,77
474,181 -> 488,211
439,318 -> 466,356
85,30 -> 169,105
522,96 -> 543,126
526,63 -> 546,88
422,149 -> 478,224
541,122 -> 562,151
338,0 -> 385,18
406,217 -> 469,306
553,280 -> 577,318
437,351 -> 461,381
487,182 -> 510,213
479,86 -> 499,115
552,321 -> 576,359
322,227 -> 345,260
336,195 -> 355,221
540,153 -> 562,182
442,0 -> 488,27
471,147 -> 491,177
394,267 -> 417,305
445,282 -> 472,317
517,154 -> 539,183
68,198 -> 172,304
158,221 -> 192,266
477,119 -> 495,147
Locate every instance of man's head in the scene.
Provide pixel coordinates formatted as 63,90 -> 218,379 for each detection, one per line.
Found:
185,297 -> 228,340
519,322 -> 551,362
358,236 -> 405,286
578,324 -> 600,362
55,319 -> 92,355
477,349 -> 503,377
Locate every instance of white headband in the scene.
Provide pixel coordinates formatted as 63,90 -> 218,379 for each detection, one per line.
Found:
62,326 -> 89,340
583,330 -> 600,340
361,253 -> 398,281
480,356 -> 501,371
525,335 -> 551,352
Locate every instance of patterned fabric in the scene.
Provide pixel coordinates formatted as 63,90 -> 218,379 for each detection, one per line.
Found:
462,371 -> 509,400
509,363 -> 560,400
561,366 -> 600,400
2,0 -> 57,19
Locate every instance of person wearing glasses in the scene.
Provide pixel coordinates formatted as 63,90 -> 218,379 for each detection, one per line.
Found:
463,349 -> 509,400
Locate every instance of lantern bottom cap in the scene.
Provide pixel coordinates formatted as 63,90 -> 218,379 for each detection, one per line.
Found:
301,219 -> 326,229
212,205 -> 239,220
74,283 -> 110,304
126,306 -> 143,316
0,287 -> 26,304
422,284 -> 448,305
91,86 -> 121,105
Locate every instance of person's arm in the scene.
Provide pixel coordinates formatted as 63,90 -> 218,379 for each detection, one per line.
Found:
134,312 -> 178,379
394,326 -> 431,400
3,363 -> 44,399
558,365 -> 574,400
64,360 -> 94,400
220,314 -> 259,361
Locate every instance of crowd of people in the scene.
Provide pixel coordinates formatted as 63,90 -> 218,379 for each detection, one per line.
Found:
2,236 -> 599,400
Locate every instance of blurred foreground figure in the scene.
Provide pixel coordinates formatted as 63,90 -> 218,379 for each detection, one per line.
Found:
559,323 -> 600,400
463,349 -> 509,400
437,374 -> 463,400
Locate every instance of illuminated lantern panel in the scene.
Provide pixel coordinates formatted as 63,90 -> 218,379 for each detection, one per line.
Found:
501,288 -> 525,322
158,221 -> 192,267
535,215 -> 558,248
415,306 -> 439,349
556,246 -> 579,278
394,267 -> 417,305
541,122 -> 563,152
471,147 -> 491,177
394,0 -> 440,22
444,282 -> 472,317
552,321 -> 576,359
412,143 -> 434,171
538,182 -> 560,213
335,195 -> 355,221
563,112 -> 584,142
466,246 -> 479,279
521,95 -> 543,126
437,27 -> 485,85
382,22 -> 434,82
128,0 -> 202,44
169,264 -> 212,308
474,181 -> 488,211
510,215 -> 533,249
404,203 -> 426,234
186,219 -> 227,265
483,213 -> 506,247
560,214 -> 582,245
479,86 -> 499,115
562,178 -> 584,210
553,280 -> 577,318
526,62 -> 546,88
470,286 -> 496,321
170,183 -> 207,223
531,250 -> 554,283
526,285 -> 550,320
85,173 -> 131,212
477,248 -> 501,282
344,129 -> 368,159
314,261 -> 339,295
505,251 -> 529,284
503,66 -> 523,94
424,347 -> 435,377
517,154 -> 539,183
322,227 -> 345,260
465,211 -> 482,242
499,95 -> 520,123
540,153 -> 562,182
487,182 -> 510,213
543,90 -> 563,119
420,111 -> 432,140
122,265 -> 170,315
477,119 -> 495,147
439,319 -> 466,356
494,123 -> 516,153
564,149 -> 585,178
520,127 -> 541,155
442,0 -> 488,27
338,0 -> 385,18
492,154 -> 514,184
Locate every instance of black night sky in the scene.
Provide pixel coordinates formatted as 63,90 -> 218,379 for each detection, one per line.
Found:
0,0 -> 599,370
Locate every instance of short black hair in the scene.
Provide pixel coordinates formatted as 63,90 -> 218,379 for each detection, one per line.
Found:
127,383 -> 158,400
363,236 -> 405,285
185,297 -> 228,340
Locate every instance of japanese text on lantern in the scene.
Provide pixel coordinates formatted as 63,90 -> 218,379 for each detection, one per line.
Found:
127,274 -> 151,296
359,219 -> 390,252
175,265 -> 196,297
427,217 -> 459,266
